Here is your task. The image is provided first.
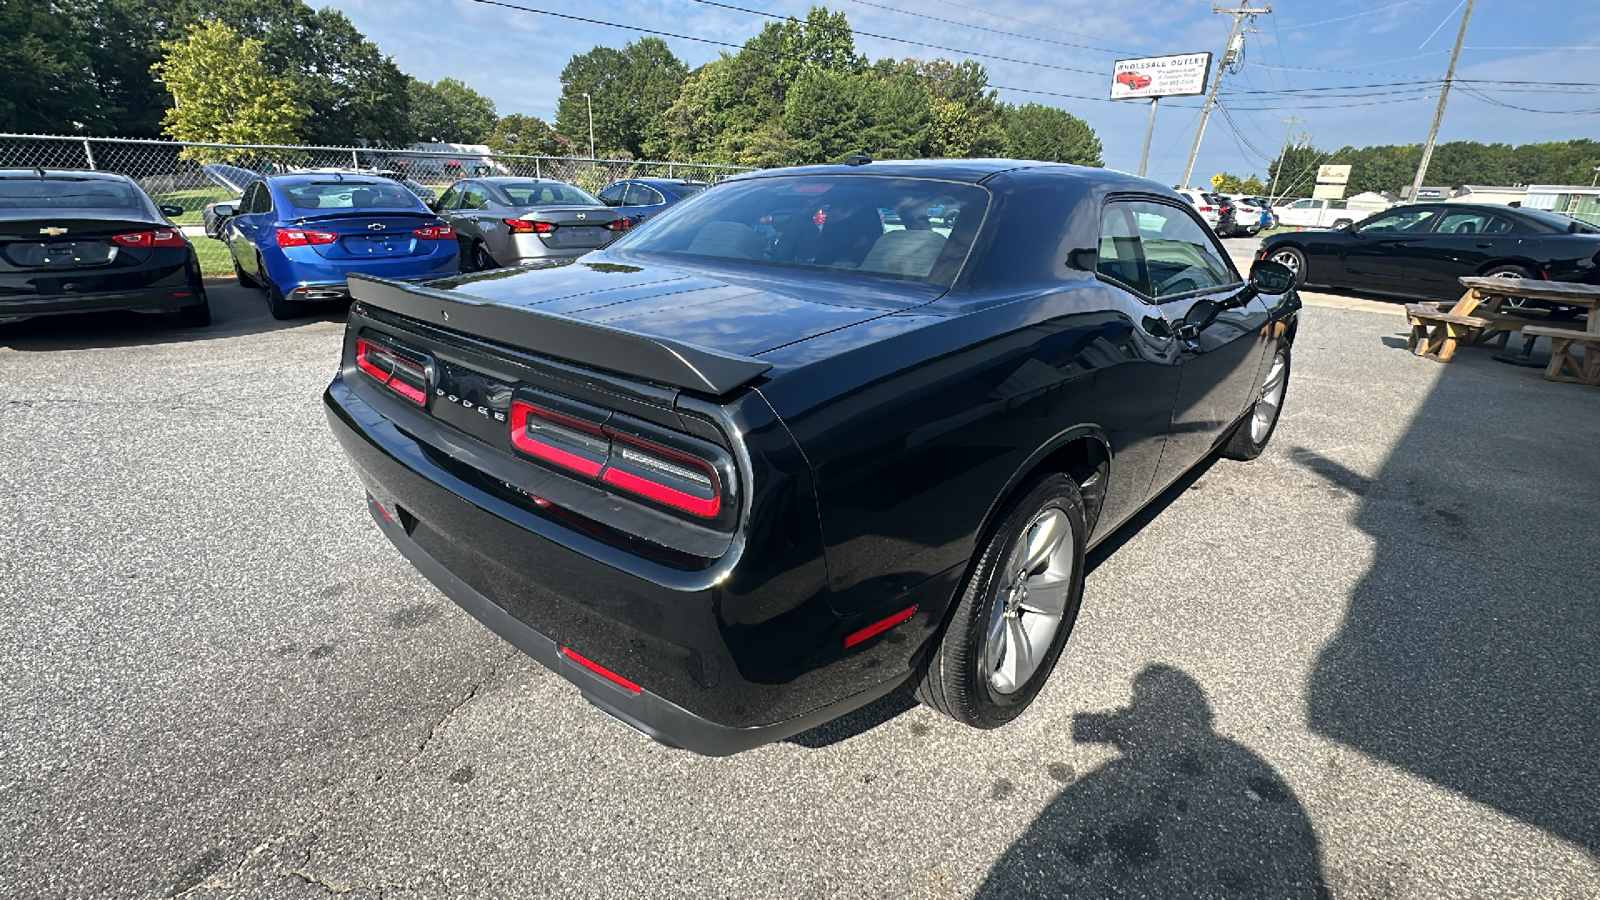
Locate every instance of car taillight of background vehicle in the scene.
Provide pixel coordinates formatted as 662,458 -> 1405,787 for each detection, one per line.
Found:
505,219 -> 557,234
355,337 -> 427,406
412,225 -> 455,240
603,219 -> 630,232
509,399 -> 722,518
112,229 -> 183,248
276,227 -> 338,247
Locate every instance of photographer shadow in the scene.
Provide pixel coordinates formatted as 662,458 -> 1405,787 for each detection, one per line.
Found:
976,665 -> 1330,898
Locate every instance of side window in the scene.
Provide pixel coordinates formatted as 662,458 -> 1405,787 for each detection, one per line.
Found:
1436,210 -> 1509,235
597,183 -> 627,206
1128,201 -> 1236,297
237,184 -> 255,214
459,184 -> 488,209
436,185 -> 460,210
1289,199 -> 1313,209
625,184 -> 665,207
1356,208 -> 1437,234
1330,200 -> 1348,210
249,182 -> 271,214
1096,202 -> 1150,296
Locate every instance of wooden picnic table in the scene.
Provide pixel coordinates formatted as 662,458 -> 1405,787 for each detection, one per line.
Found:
1406,276 -> 1600,384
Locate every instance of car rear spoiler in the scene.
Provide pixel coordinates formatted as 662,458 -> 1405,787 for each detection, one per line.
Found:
347,274 -> 773,396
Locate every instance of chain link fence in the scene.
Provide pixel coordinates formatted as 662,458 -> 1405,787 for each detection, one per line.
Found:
0,134 -> 755,229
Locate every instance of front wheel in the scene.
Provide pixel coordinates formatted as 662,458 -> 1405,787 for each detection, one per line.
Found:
1221,350 -> 1290,461
470,241 -> 497,272
1269,246 -> 1308,287
915,474 -> 1087,728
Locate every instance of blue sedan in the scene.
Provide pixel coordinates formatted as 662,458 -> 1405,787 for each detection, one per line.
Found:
222,173 -> 460,319
595,178 -> 709,227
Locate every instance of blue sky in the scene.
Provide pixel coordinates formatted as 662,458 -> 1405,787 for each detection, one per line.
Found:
323,0 -> 1600,186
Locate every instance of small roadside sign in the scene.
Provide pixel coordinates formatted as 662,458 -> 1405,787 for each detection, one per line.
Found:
1210,174 -> 1225,188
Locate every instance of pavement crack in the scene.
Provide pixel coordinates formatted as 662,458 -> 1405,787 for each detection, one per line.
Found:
287,870 -> 413,895
171,648 -> 516,898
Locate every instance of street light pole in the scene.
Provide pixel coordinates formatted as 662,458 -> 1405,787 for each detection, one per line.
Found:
582,92 -> 595,159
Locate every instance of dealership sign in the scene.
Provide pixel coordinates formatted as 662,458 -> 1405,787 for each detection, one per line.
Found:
1110,54 -> 1213,100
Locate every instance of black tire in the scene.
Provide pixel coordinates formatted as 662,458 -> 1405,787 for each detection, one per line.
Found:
265,281 -> 308,320
1221,349 -> 1290,461
470,241 -> 497,272
173,293 -> 211,328
1267,246 -> 1308,288
914,473 -> 1087,729
231,250 -> 254,288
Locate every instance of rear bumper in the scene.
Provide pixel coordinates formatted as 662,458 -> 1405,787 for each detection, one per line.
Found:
0,284 -> 204,317
323,378 -> 918,755
286,273 -> 443,302
367,497 -> 904,755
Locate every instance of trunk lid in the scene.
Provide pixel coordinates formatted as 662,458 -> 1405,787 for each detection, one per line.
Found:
418,254 -> 943,360
290,212 -> 445,260
515,206 -> 624,251
0,213 -> 165,272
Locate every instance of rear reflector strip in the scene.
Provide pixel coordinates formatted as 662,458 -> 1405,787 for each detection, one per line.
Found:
844,606 -> 918,648
561,647 -> 642,694
509,400 -> 607,477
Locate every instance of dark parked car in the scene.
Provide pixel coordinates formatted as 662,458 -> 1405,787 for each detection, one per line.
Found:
221,172 -> 460,319
324,160 -> 1299,755
0,169 -> 208,326
596,178 -> 710,226
1259,202 -> 1600,304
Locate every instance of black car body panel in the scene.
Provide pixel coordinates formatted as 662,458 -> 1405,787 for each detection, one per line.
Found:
1261,202 -> 1600,300
326,159 -> 1299,754
0,169 -> 205,318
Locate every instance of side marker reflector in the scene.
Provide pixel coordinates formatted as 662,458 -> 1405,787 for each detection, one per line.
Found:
844,606 -> 918,648
561,646 -> 642,694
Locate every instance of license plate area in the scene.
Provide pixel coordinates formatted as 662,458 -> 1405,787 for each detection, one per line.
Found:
547,226 -> 605,248
4,241 -> 114,268
342,235 -> 410,255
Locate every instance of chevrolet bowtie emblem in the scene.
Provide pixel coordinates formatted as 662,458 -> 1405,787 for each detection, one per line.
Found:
39,227 -> 68,236
575,213 -> 586,220
368,223 -> 386,230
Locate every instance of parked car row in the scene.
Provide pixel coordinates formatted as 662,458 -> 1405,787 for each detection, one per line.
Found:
1175,189 -> 1275,238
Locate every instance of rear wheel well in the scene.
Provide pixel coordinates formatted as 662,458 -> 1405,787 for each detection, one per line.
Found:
1030,437 -> 1109,535
1477,259 -> 1539,277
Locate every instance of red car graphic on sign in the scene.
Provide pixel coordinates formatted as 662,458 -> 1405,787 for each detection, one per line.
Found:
1116,71 -> 1153,90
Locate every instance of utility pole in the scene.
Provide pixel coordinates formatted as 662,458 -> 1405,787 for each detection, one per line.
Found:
1266,116 -> 1304,204
1408,0 -> 1474,202
582,92 -> 595,159
1181,2 -> 1271,190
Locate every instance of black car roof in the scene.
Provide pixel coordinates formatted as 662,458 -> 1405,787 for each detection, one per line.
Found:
0,168 -> 134,183
725,159 -> 1168,193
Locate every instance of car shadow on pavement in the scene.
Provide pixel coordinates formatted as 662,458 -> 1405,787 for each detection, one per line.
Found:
0,280 -> 346,351
975,665 -> 1330,898
1298,354 -> 1600,856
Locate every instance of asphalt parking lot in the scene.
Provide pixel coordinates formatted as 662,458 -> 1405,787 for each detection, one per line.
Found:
3,244 -> 1597,899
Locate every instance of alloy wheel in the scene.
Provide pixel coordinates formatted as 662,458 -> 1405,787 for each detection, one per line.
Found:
1270,249 -> 1301,278
1251,351 -> 1288,443
983,506 -> 1076,695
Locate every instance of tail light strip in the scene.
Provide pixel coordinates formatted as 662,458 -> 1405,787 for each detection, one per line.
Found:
504,219 -> 630,234
113,228 -> 183,248
509,398 -> 723,519
354,337 -> 427,405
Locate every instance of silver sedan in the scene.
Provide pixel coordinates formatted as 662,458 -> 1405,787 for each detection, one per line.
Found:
434,177 -> 629,270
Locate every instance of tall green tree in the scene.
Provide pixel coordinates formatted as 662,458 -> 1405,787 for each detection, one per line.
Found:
409,77 -> 498,144
1001,103 -> 1102,166
903,58 -> 1005,158
150,20 -> 305,158
557,37 -> 688,158
0,0 -> 102,134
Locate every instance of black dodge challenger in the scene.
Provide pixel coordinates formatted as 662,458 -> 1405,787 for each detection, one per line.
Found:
325,159 -> 1299,755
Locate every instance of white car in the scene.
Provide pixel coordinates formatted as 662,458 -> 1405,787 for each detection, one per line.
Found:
1223,194 -> 1270,235
1276,198 -> 1358,230
1175,188 -> 1223,231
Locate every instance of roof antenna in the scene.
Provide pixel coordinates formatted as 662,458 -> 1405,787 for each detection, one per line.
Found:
843,154 -> 871,167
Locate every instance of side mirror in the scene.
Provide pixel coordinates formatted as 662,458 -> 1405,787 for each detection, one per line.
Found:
1249,259 -> 1295,295
1177,298 -> 1224,341
210,202 -> 236,218
159,204 -> 184,218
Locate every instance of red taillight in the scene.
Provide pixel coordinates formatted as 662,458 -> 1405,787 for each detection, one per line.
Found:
603,218 -> 631,232
844,606 -> 918,648
276,227 -> 338,247
560,646 -> 642,694
508,400 -> 723,518
505,219 -> 556,234
413,224 -> 455,240
1198,206 -> 1214,212
355,337 -> 427,405
508,400 -> 608,477
112,228 -> 182,248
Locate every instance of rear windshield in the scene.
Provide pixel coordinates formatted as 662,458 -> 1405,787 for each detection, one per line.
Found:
610,175 -> 988,285
676,183 -> 708,197
501,183 -> 601,206
0,178 -> 141,209
282,181 -> 421,211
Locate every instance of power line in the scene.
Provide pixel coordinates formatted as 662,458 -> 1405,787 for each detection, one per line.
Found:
1457,86 -> 1600,115
1279,0 -> 1432,30
919,0 -> 1158,54
684,0 -> 1107,78
838,0 -> 1130,56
